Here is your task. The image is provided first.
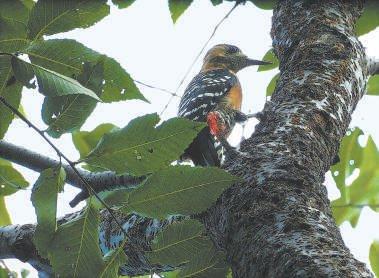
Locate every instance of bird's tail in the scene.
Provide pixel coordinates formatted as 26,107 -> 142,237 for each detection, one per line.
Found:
182,127 -> 223,167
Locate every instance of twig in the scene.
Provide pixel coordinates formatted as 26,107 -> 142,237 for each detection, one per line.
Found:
159,1 -> 242,116
134,79 -> 178,97
0,96 -> 129,237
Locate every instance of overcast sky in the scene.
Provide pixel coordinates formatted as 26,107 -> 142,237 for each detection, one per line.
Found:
3,1 -> 379,276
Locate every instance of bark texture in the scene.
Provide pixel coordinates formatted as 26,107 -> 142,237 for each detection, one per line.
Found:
202,0 -> 372,277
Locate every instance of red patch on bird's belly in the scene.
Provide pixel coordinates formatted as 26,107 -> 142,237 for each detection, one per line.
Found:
207,112 -> 220,136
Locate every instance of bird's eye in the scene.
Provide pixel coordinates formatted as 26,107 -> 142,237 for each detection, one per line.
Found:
227,46 -> 240,54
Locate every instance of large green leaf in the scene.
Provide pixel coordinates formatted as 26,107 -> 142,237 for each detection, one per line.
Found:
112,0 -> 136,9
179,249 -> 227,277
0,57 -> 23,139
257,49 -> 279,72
31,167 -> 66,258
85,114 -> 205,175
148,219 -> 212,266
49,203 -> 104,277
367,75 -> 379,96
332,136 -> 379,227
248,0 -> 277,10
266,73 -> 279,96
355,0 -> 379,36
168,0 -> 193,23
123,166 -> 238,218
0,0 -> 33,25
0,196 -> 12,226
11,56 -> 100,100
99,244 -> 127,278
73,123 -> 118,159
331,128 -> 364,202
370,240 -> 379,277
0,161 -> 29,196
27,0 -> 110,39
72,123 -> 118,172
24,39 -> 145,102
41,60 -> 104,138
148,219 -> 227,278
0,16 -> 29,53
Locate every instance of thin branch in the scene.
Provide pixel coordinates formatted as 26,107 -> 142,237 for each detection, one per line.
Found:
134,79 -> 178,97
0,140 -> 145,206
0,96 -> 130,236
159,1 -> 242,116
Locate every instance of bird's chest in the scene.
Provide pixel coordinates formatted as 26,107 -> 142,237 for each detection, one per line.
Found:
225,81 -> 242,110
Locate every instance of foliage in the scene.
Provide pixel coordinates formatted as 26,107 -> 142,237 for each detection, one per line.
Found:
355,0 -> 379,36
257,49 -> 279,72
31,167 -> 66,258
370,240 -> 379,277
332,128 -> 379,227
121,165 -> 239,218
266,73 -> 279,96
85,114 -> 205,175
148,219 -> 228,277
367,75 -> 379,96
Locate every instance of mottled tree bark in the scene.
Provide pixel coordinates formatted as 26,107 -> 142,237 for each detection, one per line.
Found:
0,0 -> 375,277
202,0 -> 372,277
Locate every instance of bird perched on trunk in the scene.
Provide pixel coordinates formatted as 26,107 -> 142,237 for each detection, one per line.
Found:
178,44 -> 271,166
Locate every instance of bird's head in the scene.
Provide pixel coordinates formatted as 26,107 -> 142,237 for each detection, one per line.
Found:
202,44 -> 271,72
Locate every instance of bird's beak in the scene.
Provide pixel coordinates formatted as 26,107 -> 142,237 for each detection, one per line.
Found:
246,58 -> 272,66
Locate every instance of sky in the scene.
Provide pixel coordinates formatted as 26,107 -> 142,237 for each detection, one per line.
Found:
2,0 -> 379,276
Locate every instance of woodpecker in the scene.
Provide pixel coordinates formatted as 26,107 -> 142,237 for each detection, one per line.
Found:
178,44 -> 271,167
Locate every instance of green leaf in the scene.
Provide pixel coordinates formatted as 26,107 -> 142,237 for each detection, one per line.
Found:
24,39 -> 145,102
41,60 -> 104,138
0,267 -> 9,278
0,196 -> 12,225
148,219 -> 212,266
355,0 -> 379,36
266,73 -> 279,96
179,248 -> 227,277
367,75 -> 379,96
99,244 -> 127,278
73,123 -> 118,172
112,0 -> 136,9
123,165 -> 238,218
332,135 -> 379,227
31,167 -> 66,258
73,123 -> 118,159
257,49 -> 279,72
27,0 -> 110,39
370,240 -> 379,277
148,219 -> 227,277
20,268 -> 30,278
0,0 -> 33,25
85,114 -> 205,175
248,0 -> 277,10
331,128 -> 364,202
210,0 -> 223,6
11,56 -> 101,100
0,57 -> 23,139
168,0 -> 193,23
0,162 -> 29,196
49,202 -> 104,277
0,16 -> 29,52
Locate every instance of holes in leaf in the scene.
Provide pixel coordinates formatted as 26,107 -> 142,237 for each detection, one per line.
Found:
333,171 -> 339,176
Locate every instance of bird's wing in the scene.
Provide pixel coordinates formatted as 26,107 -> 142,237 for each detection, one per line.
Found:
178,69 -> 238,122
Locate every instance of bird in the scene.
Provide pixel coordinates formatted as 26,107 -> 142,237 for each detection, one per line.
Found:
178,44 -> 271,167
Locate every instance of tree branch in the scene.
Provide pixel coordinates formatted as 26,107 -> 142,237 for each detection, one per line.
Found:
0,211 -> 181,277
367,57 -> 379,76
0,140 -> 145,206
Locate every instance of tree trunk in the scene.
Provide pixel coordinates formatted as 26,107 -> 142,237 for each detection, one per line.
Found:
0,0 -> 375,277
202,0 -> 372,277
